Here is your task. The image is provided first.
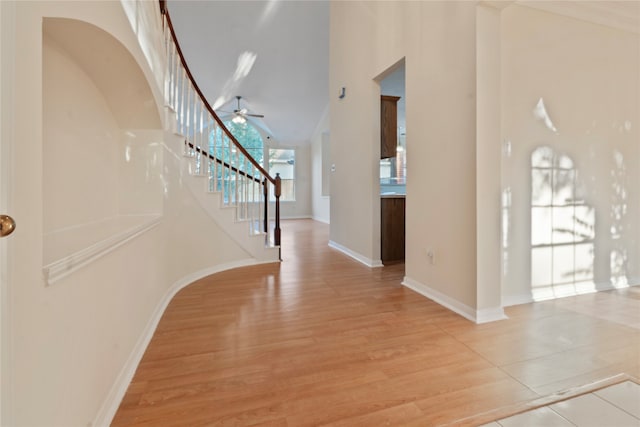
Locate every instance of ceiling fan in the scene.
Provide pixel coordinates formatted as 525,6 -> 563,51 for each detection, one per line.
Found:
225,95 -> 264,124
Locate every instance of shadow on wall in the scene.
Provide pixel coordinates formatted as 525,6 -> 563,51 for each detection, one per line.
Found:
529,146 -> 630,301
610,149 -> 630,287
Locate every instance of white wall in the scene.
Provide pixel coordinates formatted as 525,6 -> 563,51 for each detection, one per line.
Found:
330,1 -> 480,308
330,0 -> 639,317
476,4 -> 503,316
311,107 -> 330,223
118,129 -> 164,216
501,5 -> 640,303
4,2 -> 254,426
43,34 -> 121,232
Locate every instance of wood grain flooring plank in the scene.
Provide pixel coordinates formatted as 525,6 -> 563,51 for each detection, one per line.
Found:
112,219 -> 640,427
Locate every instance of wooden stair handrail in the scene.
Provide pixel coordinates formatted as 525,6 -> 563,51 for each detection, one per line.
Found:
186,141 -> 262,184
160,2 -> 282,250
161,7 -> 276,186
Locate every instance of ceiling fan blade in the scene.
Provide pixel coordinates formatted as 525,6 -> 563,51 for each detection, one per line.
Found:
229,97 -> 264,119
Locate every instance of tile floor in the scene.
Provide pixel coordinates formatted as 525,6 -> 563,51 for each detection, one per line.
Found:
480,381 -> 640,426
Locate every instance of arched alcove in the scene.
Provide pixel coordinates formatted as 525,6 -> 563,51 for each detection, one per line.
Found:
42,18 -> 163,282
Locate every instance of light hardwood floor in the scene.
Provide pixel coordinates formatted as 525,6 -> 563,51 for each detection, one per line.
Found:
112,219 -> 640,426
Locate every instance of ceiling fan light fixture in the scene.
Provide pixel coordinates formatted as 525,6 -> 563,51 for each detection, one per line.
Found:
232,114 -> 246,124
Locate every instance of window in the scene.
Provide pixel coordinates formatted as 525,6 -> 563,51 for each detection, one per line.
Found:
269,148 -> 295,201
209,120 -> 264,167
208,121 -> 264,201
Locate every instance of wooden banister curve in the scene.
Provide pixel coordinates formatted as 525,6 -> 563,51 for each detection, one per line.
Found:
159,3 -> 281,250
161,9 -> 275,185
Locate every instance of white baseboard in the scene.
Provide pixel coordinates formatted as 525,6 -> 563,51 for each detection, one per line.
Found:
504,280 -> 640,308
502,293 -> 534,307
402,276 -> 507,324
312,215 -> 329,225
328,240 -> 383,268
281,215 -> 312,220
476,307 -> 508,323
595,281 -> 617,292
596,279 -> 640,291
92,258 -> 276,427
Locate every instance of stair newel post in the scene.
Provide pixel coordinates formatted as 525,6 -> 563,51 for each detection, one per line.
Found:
274,173 -> 281,247
263,177 -> 268,234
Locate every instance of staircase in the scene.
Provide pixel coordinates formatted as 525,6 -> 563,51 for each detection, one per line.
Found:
160,3 -> 281,262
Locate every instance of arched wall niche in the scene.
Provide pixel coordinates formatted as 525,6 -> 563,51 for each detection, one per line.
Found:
43,18 -> 161,129
42,17 -> 164,275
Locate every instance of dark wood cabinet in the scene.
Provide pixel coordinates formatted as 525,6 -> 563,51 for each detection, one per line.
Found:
381,196 -> 405,263
380,95 -> 400,159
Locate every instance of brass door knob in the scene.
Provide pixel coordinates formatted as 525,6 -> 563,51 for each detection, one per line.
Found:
0,215 -> 16,237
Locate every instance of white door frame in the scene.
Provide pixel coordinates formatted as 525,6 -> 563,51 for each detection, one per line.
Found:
0,1 -> 16,424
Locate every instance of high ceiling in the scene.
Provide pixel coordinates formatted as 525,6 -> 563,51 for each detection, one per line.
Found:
520,0 -> 639,34
167,0 -> 329,146
166,0 -> 638,147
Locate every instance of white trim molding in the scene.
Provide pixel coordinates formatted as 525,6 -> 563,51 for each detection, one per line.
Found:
312,215 -> 329,225
281,215 -> 312,220
43,216 -> 162,286
596,279 -> 640,292
476,307 -> 508,324
328,240 -> 383,268
402,276 -> 507,324
92,258 -> 278,427
502,292 -> 534,307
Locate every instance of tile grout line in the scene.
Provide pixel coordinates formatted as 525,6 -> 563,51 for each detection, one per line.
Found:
538,404 -> 579,427
591,388 -> 640,421
432,321 -> 545,426
450,374 -> 636,426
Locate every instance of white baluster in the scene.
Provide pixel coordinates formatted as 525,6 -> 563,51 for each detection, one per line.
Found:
221,135 -> 227,205
198,100 -> 204,152
187,80 -> 193,140
252,168 -> 258,234
244,159 -> 249,220
211,122 -> 217,192
234,147 -> 239,208
163,17 -> 171,106
198,102 -> 204,175
180,69 -> 186,136
240,156 -> 246,218
171,43 -> 179,111
229,146 -> 234,207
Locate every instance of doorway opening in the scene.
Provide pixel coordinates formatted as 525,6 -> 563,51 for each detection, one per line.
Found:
377,60 -> 406,266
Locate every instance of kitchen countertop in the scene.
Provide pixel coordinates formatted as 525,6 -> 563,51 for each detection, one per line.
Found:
381,193 -> 406,199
